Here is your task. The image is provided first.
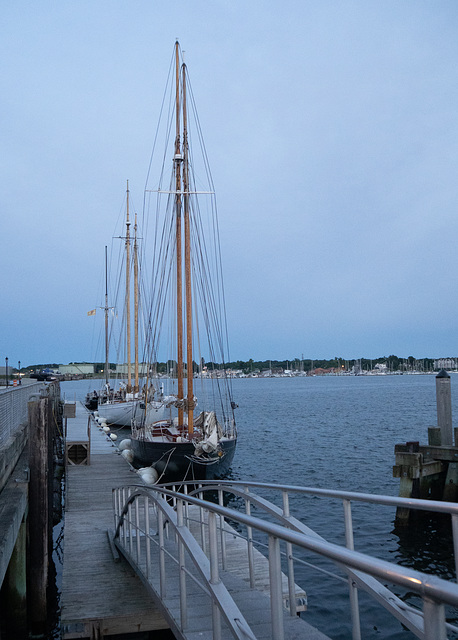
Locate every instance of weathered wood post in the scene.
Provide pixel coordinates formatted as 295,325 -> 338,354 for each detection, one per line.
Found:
27,396 -> 52,636
435,369 -> 458,501
2,519 -> 27,638
436,369 -> 453,446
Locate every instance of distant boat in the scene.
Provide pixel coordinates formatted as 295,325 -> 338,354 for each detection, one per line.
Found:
130,42 -> 237,481
30,369 -> 57,382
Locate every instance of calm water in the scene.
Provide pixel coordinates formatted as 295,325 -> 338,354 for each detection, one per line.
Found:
60,374 -> 458,639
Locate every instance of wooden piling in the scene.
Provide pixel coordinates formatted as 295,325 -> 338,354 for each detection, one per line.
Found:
27,397 -> 52,636
2,519 -> 27,639
436,369 -> 453,447
394,370 -> 458,522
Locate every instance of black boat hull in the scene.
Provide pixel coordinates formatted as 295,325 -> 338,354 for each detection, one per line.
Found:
130,437 -> 236,482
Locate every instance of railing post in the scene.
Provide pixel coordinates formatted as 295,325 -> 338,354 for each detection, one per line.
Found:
268,535 -> 284,640
199,484 -> 207,553
158,508 -> 166,598
423,597 -> 447,640
209,511 -> 222,639
245,495 -> 255,588
128,487 -> 133,555
452,513 -> 458,580
120,488 -> 125,546
135,497 -> 141,563
177,500 -> 188,630
145,495 -> 151,580
218,488 -> 227,569
282,491 -> 296,616
343,499 -> 361,640
114,488 -> 122,538
122,487 -> 128,547
183,483 -> 189,527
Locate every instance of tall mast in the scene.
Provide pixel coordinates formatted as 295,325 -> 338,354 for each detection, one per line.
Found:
134,212 -> 139,393
104,245 -> 109,386
182,61 -> 194,434
174,41 -> 184,426
125,180 -> 132,393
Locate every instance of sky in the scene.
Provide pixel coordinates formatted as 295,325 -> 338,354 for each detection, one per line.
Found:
2,0 -> 458,367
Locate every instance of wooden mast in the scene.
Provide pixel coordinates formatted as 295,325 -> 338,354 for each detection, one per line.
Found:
174,41 -> 184,426
133,212 -> 139,394
125,180 -> 132,393
182,61 -> 194,434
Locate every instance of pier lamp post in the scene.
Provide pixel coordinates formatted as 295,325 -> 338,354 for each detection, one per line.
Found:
18,360 -> 21,385
5,357 -> 8,387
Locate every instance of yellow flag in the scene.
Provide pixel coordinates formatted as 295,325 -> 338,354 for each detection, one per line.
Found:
87,309 -> 96,317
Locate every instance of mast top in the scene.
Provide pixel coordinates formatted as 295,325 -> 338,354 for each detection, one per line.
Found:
126,179 -> 130,226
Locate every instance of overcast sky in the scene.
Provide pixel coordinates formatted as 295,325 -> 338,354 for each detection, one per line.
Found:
2,1 -> 458,367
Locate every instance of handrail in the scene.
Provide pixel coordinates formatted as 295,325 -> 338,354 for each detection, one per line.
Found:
112,482 -> 458,640
115,484 -> 458,606
113,485 -> 257,639
172,479 -> 458,515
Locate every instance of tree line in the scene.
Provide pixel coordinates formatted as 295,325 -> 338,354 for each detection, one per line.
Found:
22,355 -> 438,375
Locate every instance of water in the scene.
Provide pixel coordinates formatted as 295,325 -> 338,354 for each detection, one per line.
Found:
60,374 -> 458,639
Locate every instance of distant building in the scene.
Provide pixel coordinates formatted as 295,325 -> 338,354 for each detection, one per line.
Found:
434,358 -> 458,371
313,367 -> 336,375
116,363 -> 149,376
59,364 -> 95,375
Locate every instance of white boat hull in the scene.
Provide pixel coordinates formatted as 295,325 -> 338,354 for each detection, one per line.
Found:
97,400 -> 165,427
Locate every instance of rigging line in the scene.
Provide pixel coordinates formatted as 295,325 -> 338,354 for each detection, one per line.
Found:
143,201 -> 176,368
189,209 -> 225,351
195,274 -> 234,415
111,250 -> 127,352
185,134 -> 230,372
147,174 -> 174,304
143,47 -> 176,194
190,228 -> 232,419
142,61 -> 176,247
187,76 -> 216,191
191,206 -> 229,377
147,190 -> 175,344
186,77 -> 232,369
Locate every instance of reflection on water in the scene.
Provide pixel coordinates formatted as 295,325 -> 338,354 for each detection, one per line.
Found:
60,375 -> 458,639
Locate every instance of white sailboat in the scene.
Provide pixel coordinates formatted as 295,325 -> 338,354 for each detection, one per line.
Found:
95,183 -> 166,427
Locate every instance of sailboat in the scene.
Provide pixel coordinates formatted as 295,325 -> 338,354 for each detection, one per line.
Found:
129,42 -> 237,481
91,184 -> 166,427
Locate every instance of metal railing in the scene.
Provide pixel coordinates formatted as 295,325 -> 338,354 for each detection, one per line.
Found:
112,481 -> 458,640
0,382 -> 50,447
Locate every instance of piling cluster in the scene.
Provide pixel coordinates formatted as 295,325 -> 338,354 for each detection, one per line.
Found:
394,369 -> 458,522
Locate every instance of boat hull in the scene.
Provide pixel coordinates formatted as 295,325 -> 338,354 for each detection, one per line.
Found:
97,401 -> 165,427
130,437 -> 237,482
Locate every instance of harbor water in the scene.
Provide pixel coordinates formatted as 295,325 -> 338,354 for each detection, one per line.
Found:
60,373 -> 458,639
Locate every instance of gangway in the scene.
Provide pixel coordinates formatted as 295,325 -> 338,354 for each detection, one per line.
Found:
111,481 -> 458,640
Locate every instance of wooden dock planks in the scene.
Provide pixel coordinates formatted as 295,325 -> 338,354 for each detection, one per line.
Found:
61,404 -> 169,638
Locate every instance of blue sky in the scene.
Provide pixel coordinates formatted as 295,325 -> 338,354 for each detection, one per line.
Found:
2,1 -> 458,366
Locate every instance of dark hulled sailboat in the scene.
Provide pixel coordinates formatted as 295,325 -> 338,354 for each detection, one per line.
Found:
130,42 -> 237,482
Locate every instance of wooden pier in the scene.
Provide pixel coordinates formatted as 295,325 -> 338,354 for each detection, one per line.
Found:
60,403 -> 169,638
61,404 -> 328,639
